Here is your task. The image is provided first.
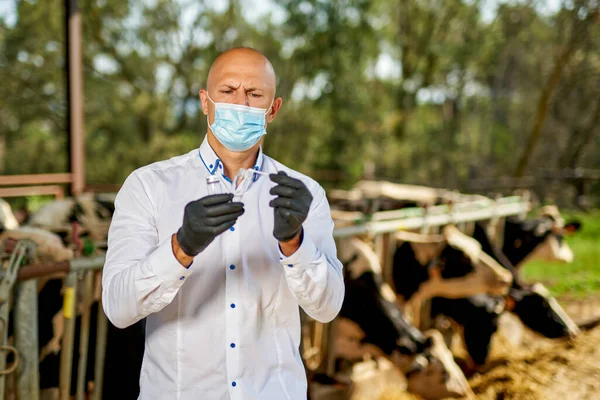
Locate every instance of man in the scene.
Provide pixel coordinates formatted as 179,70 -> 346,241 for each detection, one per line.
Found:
101,47 -> 345,399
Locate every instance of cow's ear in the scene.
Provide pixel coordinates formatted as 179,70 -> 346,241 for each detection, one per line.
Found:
564,220 -> 582,234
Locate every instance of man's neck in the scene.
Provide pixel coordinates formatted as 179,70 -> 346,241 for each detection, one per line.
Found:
207,133 -> 259,179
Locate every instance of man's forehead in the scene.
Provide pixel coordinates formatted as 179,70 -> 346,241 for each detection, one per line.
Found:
207,49 -> 276,91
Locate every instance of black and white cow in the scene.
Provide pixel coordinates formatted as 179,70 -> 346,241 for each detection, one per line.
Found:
391,225 -> 513,305
431,208 -> 582,370
335,237 -> 474,399
500,205 -> 581,268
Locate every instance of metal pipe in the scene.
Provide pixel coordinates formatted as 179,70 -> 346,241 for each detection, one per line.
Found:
14,280 -> 40,400
66,0 -> 85,196
59,272 -> 78,400
17,261 -> 70,281
92,303 -> 109,400
333,201 -> 529,238
17,256 -> 106,281
76,272 -> 93,400
70,256 -> 106,272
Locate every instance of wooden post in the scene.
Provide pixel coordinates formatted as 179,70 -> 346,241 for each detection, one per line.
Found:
66,0 -> 85,196
59,272 -> 78,400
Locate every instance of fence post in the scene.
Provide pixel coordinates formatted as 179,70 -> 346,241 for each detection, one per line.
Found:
14,279 -> 40,400
325,320 -> 337,377
59,271 -> 78,400
92,299 -> 108,400
381,232 -> 395,289
76,271 -> 94,400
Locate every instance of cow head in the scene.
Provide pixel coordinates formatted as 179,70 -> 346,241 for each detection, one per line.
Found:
503,206 -> 581,267
509,283 -> 580,339
393,226 -> 513,303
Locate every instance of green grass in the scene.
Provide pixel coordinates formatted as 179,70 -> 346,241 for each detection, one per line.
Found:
521,210 -> 600,297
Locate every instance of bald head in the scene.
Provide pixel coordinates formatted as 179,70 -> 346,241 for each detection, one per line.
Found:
200,47 -> 283,153
206,47 -> 277,94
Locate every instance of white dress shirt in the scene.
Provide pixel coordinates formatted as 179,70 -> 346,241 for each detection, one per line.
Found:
101,135 -> 345,400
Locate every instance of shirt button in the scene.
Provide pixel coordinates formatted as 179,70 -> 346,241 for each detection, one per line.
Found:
179,276 -> 185,280
209,164 -> 213,169
229,264 -> 235,270
232,381 -> 237,387
230,226 -> 235,232
230,343 -> 236,348
288,264 -> 293,268
230,303 -> 236,308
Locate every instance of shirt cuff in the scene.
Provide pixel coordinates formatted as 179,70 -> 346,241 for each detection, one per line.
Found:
279,231 -> 319,270
148,238 -> 193,283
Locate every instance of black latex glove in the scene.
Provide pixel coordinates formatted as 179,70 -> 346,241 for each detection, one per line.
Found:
176,193 -> 244,257
269,171 -> 313,242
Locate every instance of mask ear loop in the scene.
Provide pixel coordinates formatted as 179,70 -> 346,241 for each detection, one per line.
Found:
205,93 -> 216,132
264,98 -> 275,116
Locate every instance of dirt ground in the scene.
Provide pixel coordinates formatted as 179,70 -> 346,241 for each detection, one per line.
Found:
467,295 -> 600,400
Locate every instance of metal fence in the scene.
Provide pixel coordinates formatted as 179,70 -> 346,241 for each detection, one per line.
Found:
0,195 -> 530,399
0,246 -> 106,400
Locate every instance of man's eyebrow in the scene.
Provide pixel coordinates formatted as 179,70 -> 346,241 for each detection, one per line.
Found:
219,83 -> 241,90
217,84 -> 265,92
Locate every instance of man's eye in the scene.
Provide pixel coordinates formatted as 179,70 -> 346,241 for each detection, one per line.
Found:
221,90 -> 233,94
250,93 -> 262,98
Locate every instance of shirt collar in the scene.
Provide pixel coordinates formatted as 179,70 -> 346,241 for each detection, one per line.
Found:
198,135 -> 265,183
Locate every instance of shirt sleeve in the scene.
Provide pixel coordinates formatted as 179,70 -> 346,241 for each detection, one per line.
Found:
278,185 -> 345,323
101,171 -> 192,329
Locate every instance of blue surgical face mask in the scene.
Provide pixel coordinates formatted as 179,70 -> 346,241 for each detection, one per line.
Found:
206,94 -> 273,152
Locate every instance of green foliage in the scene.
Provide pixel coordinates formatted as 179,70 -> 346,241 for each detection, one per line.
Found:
0,0 -> 598,200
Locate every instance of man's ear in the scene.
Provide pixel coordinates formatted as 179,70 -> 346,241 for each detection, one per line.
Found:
199,89 -> 209,115
266,97 -> 283,123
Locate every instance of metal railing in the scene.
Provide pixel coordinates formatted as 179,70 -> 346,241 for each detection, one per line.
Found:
0,253 -> 106,400
0,195 -> 531,399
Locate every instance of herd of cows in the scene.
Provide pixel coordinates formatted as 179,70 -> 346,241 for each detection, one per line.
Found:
0,180 -> 590,399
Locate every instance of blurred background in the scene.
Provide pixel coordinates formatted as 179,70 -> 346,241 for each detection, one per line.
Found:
0,1 -> 599,399
1,0 -> 599,201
